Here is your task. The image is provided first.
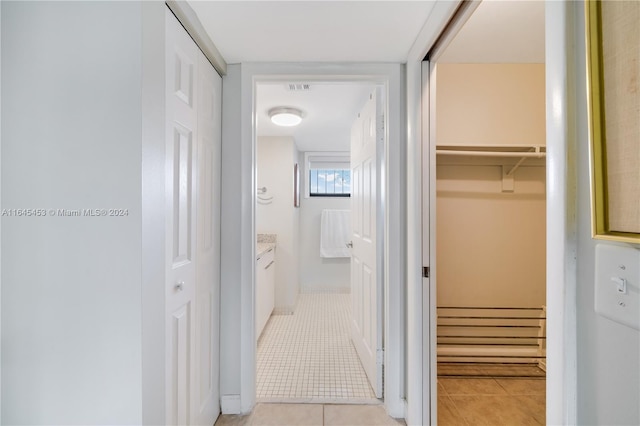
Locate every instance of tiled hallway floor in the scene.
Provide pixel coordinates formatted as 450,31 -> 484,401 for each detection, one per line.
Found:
215,403 -> 404,426
256,293 -> 376,402
245,293 -> 545,425
215,378 -> 543,426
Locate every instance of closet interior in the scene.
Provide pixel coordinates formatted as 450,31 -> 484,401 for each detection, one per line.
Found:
435,63 -> 547,379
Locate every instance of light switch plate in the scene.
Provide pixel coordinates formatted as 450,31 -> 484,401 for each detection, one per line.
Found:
595,244 -> 640,330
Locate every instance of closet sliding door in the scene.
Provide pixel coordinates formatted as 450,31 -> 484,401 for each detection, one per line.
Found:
165,7 -> 222,425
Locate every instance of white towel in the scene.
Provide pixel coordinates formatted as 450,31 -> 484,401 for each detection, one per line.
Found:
320,209 -> 351,258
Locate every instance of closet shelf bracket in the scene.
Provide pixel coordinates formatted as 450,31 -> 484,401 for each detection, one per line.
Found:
505,146 -> 544,177
506,156 -> 528,177
502,166 -> 515,192
501,146 -> 545,192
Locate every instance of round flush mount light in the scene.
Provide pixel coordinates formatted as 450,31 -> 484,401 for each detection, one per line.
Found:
269,107 -> 303,127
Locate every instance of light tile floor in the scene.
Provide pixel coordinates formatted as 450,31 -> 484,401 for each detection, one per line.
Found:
245,295 -> 546,425
438,373 -> 546,425
256,294 -> 376,402
215,403 -> 405,426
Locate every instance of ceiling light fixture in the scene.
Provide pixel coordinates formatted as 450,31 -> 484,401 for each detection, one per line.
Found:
269,107 -> 303,127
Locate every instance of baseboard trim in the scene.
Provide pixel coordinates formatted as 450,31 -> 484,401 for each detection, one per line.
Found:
221,394 -> 241,414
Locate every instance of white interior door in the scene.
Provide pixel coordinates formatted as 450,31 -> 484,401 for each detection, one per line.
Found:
350,90 -> 383,398
165,9 -> 220,426
194,51 -> 222,424
165,8 -> 198,424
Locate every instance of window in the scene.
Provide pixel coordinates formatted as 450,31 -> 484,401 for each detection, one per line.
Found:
305,152 -> 351,197
310,169 -> 351,196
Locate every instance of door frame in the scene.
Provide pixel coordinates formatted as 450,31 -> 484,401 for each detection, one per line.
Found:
0,2 -> 3,420
407,2 -> 579,425
220,63 -> 405,417
404,2 -> 464,424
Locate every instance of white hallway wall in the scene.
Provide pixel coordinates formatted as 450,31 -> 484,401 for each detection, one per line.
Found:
2,2 -> 146,423
0,2 -> 198,423
569,2 -> 640,424
256,136 -> 300,312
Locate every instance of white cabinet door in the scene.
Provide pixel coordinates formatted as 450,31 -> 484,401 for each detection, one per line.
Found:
256,248 -> 275,340
165,8 -> 221,426
350,90 -> 383,398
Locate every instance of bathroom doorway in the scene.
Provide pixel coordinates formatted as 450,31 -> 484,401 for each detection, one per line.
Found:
253,79 -> 386,404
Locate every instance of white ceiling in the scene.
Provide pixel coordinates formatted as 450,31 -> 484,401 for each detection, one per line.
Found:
438,0 -> 545,63
188,1 -> 438,63
189,0 -> 545,152
256,82 -> 375,151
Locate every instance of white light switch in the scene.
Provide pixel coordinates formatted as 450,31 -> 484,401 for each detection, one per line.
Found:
595,244 -> 640,330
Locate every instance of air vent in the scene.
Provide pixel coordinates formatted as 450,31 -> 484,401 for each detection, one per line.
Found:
287,83 -> 311,91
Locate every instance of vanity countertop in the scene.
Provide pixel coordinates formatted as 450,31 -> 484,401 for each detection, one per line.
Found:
256,242 -> 276,259
257,233 -> 277,259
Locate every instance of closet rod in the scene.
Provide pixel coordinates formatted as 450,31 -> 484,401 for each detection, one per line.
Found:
436,150 -> 546,158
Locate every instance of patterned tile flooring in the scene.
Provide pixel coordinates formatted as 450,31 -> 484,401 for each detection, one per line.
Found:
256,293 -> 377,402
438,377 -> 546,425
438,365 -> 546,425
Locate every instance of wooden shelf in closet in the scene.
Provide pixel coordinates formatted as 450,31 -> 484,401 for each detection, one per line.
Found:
436,144 -> 547,192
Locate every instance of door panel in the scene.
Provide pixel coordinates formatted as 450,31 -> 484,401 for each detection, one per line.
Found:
363,158 -> 373,241
196,295 -> 212,400
363,264 -> 373,350
174,49 -> 193,106
171,303 -> 192,426
352,255 -> 362,334
194,51 -> 222,424
166,7 -> 198,422
172,125 -> 193,265
166,8 -> 221,426
352,164 -> 362,238
350,90 -> 383,398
